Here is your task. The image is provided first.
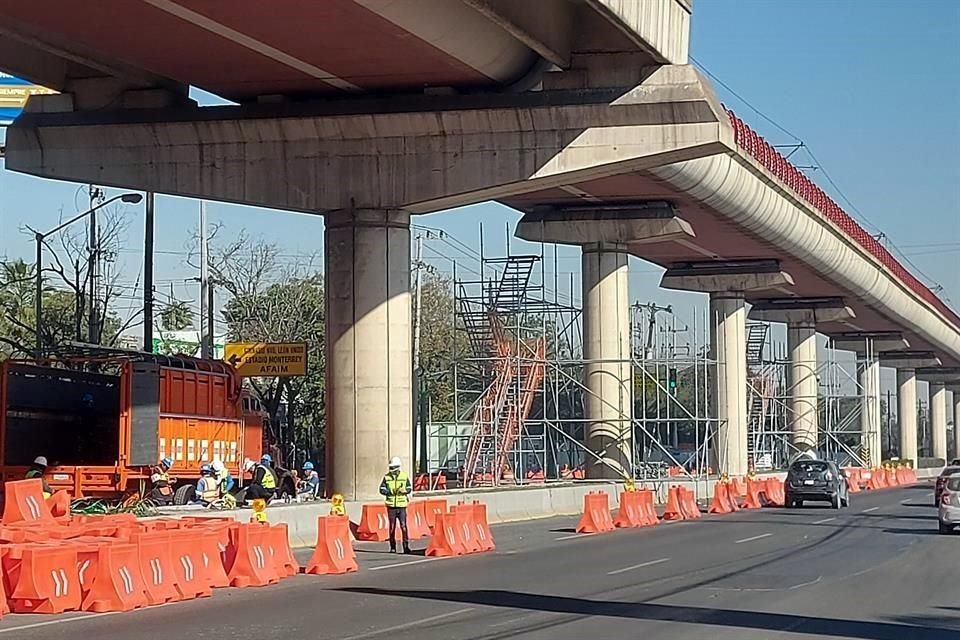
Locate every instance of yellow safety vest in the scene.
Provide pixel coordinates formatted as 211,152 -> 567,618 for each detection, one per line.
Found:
258,464 -> 277,490
383,471 -> 410,508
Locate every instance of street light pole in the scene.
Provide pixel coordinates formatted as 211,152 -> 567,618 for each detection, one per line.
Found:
33,192 -> 143,359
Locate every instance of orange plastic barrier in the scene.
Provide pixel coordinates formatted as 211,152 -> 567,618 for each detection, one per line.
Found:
423,498 -> 448,531
133,532 -> 181,605
678,487 -> 701,519
729,477 -> 747,497
742,479 -> 765,509
763,478 -> 784,507
614,491 -> 645,528
8,545 -> 82,614
450,503 -> 482,553
265,523 -> 300,577
200,525 -> 233,588
470,501 -> 496,551
637,490 -> 659,526
81,542 -> 148,613
354,503 -> 390,542
46,491 -> 71,519
847,474 -> 861,493
884,468 -> 898,487
662,486 -> 685,521
224,523 -> 280,588
425,512 -> 466,557
575,491 -> 615,533
709,483 -> 732,514
305,515 -> 359,575
2,479 -> 56,525
170,530 -> 213,599
403,501 -> 430,540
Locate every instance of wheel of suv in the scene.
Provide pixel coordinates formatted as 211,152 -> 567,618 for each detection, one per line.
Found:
841,494 -> 849,508
831,493 -> 841,509
939,521 -> 953,534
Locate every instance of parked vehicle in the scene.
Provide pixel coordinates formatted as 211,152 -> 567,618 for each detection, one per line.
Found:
0,354 -> 265,501
785,458 -> 849,509
938,473 -> 960,534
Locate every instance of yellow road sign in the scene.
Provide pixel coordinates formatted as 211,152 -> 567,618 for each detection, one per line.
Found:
224,342 -> 307,377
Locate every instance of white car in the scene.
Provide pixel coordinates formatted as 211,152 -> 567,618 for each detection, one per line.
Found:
938,473 -> 960,534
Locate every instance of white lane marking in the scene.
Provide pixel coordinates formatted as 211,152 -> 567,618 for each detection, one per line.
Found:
0,612 -> 116,634
554,532 -> 598,541
735,533 -> 773,544
607,557 -> 671,576
368,557 -> 441,571
142,0 -> 360,91
861,507 -> 879,513
336,608 -> 474,640
813,517 -> 837,525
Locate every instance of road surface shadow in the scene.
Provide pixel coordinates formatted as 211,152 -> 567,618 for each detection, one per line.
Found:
550,527 -> 577,534
338,587 -> 960,639
882,527 -> 940,536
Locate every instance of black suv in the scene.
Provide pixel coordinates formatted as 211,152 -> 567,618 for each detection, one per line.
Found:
785,459 -> 849,509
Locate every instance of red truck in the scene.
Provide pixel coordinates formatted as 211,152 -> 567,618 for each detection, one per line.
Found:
0,354 -> 265,501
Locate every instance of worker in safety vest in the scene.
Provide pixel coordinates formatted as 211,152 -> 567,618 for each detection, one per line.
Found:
379,456 -> 412,554
243,457 -> 277,503
25,456 -> 53,498
212,458 -> 234,494
150,457 -> 176,505
196,463 -> 221,505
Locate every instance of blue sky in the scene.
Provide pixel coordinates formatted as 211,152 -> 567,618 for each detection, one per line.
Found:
0,0 -> 957,346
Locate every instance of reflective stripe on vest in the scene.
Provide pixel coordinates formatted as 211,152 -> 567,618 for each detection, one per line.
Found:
383,471 -> 409,508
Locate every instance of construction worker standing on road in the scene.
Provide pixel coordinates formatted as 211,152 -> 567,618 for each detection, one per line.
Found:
25,456 -> 53,498
380,456 -> 412,554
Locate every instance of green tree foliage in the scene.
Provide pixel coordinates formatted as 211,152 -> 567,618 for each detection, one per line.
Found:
416,271 -> 469,422
159,300 -> 195,331
209,235 -> 325,464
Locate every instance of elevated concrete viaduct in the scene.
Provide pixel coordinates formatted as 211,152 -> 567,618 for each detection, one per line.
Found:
3,0 -> 959,493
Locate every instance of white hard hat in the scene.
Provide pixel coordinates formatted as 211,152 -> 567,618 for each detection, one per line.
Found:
243,458 -> 256,472
388,457 -> 402,469
212,459 -> 225,472
33,456 -> 48,467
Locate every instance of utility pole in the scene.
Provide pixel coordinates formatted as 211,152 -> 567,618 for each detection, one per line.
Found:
413,233 -> 424,371
143,192 -> 155,352
412,233 -> 427,473
199,201 -> 211,359
87,185 -> 104,343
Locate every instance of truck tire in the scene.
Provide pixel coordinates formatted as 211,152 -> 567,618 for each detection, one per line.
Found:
173,483 -> 196,506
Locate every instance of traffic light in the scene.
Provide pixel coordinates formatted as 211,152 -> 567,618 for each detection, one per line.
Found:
668,368 -> 678,394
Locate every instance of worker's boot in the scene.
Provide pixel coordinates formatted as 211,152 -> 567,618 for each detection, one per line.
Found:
389,543 -> 397,554
403,543 -> 412,554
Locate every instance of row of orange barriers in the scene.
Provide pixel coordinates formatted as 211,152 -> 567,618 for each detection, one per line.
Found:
354,499 -> 447,542
0,479 -> 305,617
849,466 -> 917,491
574,476 -> 795,536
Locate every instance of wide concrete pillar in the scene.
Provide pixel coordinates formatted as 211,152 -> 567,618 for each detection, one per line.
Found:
860,354 -> 882,468
582,242 -> 632,479
897,368 -> 918,463
931,382 -> 948,461
710,293 -> 748,477
325,209 -> 412,500
787,322 -> 818,452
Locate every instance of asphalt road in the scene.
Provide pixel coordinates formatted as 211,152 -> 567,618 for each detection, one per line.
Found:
3,483 -> 958,639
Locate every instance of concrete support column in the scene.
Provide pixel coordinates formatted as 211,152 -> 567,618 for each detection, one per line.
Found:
582,242 -> 632,479
931,382 -> 948,461
860,352 -> 882,468
897,368 -> 919,463
709,292 -> 748,477
325,209 -> 412,500
952,388 -> 960,460
787,321 -> 818,452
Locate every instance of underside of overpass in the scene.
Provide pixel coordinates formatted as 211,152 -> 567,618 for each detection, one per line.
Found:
2,0 -> 958,495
